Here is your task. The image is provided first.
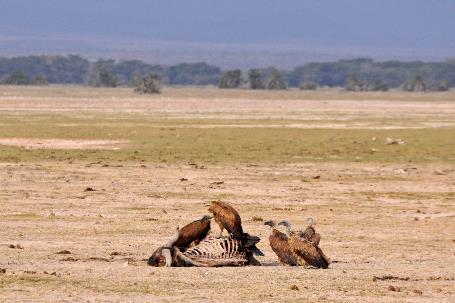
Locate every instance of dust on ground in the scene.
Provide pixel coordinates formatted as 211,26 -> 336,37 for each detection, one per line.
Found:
0,138 -> 127,150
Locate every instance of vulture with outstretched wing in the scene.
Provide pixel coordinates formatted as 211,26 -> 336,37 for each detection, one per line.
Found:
264,220 -> 298,266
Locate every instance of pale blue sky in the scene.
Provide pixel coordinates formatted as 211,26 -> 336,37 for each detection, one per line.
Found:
0,0 -> 454,65
1,0 -> 454,48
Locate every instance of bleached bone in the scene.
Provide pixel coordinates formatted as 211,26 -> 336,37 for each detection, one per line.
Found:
172,237 -> 248,267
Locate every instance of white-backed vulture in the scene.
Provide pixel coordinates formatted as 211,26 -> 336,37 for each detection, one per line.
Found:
264,220 -> 298,266
278,220 -> 330,269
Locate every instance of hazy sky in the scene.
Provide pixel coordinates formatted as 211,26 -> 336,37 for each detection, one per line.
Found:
1,0 -> 454,47
0,0 -> 454,65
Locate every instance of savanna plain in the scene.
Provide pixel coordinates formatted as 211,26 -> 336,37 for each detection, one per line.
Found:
0,86 -> 454,302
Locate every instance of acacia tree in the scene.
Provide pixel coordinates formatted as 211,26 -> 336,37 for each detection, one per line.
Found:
134,73 -> 161,94
266,71 -> 287,90
219,69 -> 242,89
89,65 -> 118,87
345,74 -> 364,91
32,75 -> 48,86
403,75 -> 427,92
248,69 -> 264,89
1,71 -> 30,85
431,80 -> 449,91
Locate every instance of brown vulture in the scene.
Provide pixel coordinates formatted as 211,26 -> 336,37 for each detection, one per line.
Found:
298,218 -> 321,246
147,216 -> 211,266
278,220 -> 330,269
208,200 -> 243,239
208,200 -> 264,260
172,215 -> 211,249
264,220 -> 298,266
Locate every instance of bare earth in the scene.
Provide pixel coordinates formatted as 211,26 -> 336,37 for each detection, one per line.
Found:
0,138 -> 126,150
0,87 -> 454,302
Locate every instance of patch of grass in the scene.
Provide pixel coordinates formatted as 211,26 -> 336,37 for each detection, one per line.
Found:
350,191 -> 455,200
0,111 -> 454,164
0,274 -> 57,288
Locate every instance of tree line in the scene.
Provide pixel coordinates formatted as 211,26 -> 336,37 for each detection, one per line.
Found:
0,55 -> 454,92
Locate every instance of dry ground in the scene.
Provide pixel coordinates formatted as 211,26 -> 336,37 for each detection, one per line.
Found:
0,86 -> 454,302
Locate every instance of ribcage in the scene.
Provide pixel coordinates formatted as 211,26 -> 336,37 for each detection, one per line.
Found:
184,237 -> 244,259
176,237 -> 248,266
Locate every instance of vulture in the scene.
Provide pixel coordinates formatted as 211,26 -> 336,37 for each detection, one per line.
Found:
208,200 -> 243,239
297,218 -> 321,246
264,220 -> 298,266
147,216 -> 211,266
278,220 -> 330,269
208,200 -> 264,261
172,215 -> 211,249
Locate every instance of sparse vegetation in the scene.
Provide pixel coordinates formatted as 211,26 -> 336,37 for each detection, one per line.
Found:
1,56 -> 454,89
219,69 -> 242,89
266,70 -> 287,90
89,62 -> 119,87
134,73 -> 161,94
403,75 -> 427,92
346,74 -> 388,91
248,69 -> 264,89
1,86 -> 454,302
300,82 -> 317,90
1,71 -> 31,85
430,80 -> 449,92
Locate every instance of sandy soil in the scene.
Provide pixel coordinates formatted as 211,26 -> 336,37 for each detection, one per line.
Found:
1,87 -> 454,302
1,162 -> 454,302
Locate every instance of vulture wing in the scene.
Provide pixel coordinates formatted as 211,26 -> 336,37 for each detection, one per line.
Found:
300,226 -> 321,246
288,235 -> 330,269
208,201 -> 243,239
173,216 -> 211,249
269,229 -> 298,266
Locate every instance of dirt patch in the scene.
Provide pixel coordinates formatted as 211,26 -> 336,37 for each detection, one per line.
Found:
0,138 -> 127,150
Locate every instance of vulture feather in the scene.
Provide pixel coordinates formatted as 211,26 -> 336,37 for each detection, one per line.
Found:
148,216 -> 210,266
173,215 -> 211,249
298,218 -> 321,246
208,200 -> 243,239
288,234 -> 330,268
208,201 -> 264,258
278,219 -> 330,268
264,220 -> 298,266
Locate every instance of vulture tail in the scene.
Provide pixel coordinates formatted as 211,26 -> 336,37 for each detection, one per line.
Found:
243,233 -> 264,256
